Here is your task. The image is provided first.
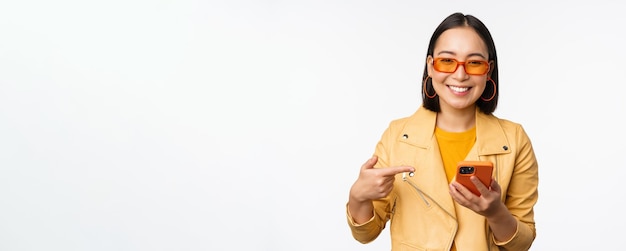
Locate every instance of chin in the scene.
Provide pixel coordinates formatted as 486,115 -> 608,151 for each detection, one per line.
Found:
444,101 -> 476,111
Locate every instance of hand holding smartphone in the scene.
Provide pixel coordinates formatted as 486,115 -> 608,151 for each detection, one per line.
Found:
455,161 -> 493,196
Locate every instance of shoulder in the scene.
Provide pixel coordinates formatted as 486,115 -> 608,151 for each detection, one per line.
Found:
481,112 -> 526,131
387,107 -> 436,128
379,107 -> 436,146
495,116 -> 523,130
486,113 -> 534,144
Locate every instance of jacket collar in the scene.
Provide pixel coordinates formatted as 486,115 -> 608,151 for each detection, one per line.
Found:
400,106 -> 511,156
475,108 -> 511,155
398,107 -> 436,148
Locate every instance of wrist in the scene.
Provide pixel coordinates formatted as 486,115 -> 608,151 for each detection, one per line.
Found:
349,190 -> 367,204
485,202 -> 511,222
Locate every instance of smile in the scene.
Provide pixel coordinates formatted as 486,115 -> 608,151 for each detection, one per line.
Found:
448,85 -> 471,93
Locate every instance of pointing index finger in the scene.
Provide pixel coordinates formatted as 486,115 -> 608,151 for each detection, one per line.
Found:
379,166 -> 415,177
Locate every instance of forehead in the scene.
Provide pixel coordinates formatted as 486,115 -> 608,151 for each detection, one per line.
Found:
434,26 -> 488,58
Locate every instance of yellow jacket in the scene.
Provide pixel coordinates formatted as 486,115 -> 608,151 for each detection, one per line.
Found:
347,107 -> 538,251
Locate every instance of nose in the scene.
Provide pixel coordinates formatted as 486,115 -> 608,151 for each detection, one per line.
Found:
452,63 -> 469,80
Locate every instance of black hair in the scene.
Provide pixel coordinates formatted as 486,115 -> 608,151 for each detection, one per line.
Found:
421,12 -> 499,115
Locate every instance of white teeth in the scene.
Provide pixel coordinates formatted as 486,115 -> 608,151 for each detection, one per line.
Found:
449,86 -> 469,92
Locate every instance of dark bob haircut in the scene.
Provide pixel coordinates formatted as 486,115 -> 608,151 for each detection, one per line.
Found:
421,12 -> 499,115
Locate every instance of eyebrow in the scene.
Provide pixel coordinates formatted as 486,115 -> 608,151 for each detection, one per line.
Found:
437,51 -> 487,59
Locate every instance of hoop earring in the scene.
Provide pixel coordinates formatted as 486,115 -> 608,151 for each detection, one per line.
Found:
423,76 -> 437,99
481,78 -> 497,102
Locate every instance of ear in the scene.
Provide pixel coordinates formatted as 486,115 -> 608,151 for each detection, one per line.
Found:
488,60 -> 495,78
426,56 -> 434,76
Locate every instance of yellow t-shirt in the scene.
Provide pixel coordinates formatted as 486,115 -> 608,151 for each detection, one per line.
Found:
435,126 -> 476,251
435,126 -> 476,183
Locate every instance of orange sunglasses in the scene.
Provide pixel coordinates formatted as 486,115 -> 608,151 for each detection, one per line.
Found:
433,58 -> 490,75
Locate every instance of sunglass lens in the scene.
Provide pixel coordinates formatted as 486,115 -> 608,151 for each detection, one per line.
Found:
466,61 -> 489,75
434,58 -> 457,73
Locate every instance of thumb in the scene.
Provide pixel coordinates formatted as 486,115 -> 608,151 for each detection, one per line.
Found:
361,155 -> 378,170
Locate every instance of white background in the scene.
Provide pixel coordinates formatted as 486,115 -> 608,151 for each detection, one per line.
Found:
1,1 -> 624,250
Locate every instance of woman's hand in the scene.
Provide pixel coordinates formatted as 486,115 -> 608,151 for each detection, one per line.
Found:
350,156 -> 415,202
449,176 -> 504,217
450,177 -> 517,242
348,156 -> 414,224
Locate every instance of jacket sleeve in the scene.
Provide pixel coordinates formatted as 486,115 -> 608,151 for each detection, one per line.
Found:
495,125 -> 539,250
346,122 -> 397,244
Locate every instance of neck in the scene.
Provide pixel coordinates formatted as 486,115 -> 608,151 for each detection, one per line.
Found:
436,106 -> 476,132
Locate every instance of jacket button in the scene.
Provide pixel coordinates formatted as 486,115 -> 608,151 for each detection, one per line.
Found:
503,146 -> 508,150
402,134 -> 408,139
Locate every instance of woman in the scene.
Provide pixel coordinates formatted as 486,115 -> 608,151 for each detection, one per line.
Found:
346,12 -> 539,250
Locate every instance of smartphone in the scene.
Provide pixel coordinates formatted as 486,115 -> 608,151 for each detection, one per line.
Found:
455,161 -> 493,196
